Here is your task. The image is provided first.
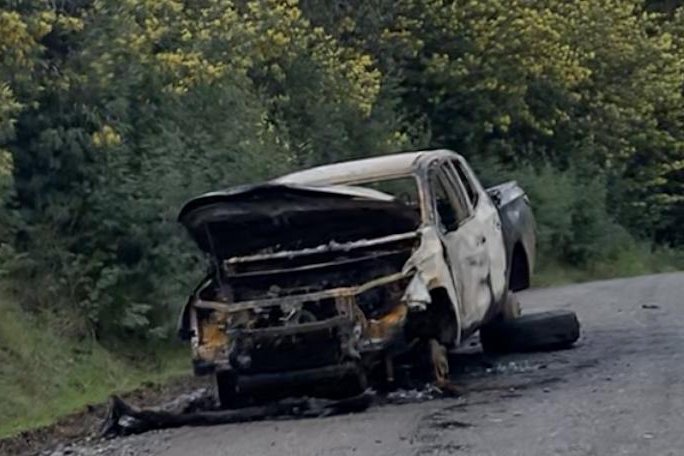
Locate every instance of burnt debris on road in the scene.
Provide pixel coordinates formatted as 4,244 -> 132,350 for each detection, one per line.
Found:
98,306 -> 578,439
177,150 -> 540,408
100,391 -> 375,437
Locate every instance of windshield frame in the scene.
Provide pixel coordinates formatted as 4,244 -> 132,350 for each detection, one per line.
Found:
329,173 -> 427,224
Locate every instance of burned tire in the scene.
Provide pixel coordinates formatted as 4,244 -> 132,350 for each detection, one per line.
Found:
480,310 -> 580,354
427,339 -> 449,384
326,369 -> 368,399
408,338 -> 450,385
216,371 -> 241,409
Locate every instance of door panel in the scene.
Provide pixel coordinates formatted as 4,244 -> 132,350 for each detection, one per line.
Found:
475,194 -> 507,305
442,214 -> 491,331
439,159 -> 506,330
454,159 -> 508,306
428,164 -> 488,331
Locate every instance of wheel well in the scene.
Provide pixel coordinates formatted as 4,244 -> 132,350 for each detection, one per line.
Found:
405,287 -> 459,345
428,288 -> 459,344
509,243 -> 530,292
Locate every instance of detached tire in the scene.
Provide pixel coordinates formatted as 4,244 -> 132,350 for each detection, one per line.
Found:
480,310 -> 580,354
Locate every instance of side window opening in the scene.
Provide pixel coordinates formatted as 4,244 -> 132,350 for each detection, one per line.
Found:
452,159 -> 478,207
440,163 -> 471,221
429,166 -> 469,231
432,175 -> 459,231
356,176 -> 420,213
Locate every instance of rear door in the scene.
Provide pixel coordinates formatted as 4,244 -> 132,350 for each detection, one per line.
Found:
427,161 -> 489,331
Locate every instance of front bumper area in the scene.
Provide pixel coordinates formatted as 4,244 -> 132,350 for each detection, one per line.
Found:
188,273 -> 411,386
231,362 -> 362,392
193,316 -> 357,377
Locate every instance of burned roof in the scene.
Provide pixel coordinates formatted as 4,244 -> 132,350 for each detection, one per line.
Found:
177,183 -> 421,258
273,151 -> 432,186
177,150 -> 457,257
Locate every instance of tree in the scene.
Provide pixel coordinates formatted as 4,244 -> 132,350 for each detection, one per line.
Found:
2,0 -> 409,337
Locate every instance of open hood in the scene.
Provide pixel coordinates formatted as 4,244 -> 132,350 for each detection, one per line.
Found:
178,184 -> 421,258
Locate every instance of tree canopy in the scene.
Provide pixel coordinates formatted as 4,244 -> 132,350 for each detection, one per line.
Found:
1,0 -> 682,338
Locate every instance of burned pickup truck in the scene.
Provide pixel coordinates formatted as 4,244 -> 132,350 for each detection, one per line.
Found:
177,150 -> 536,407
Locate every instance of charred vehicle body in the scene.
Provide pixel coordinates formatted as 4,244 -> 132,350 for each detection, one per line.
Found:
177,150 -> 536,406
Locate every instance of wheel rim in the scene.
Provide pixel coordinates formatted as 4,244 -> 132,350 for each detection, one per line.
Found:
429,339 -> 449,384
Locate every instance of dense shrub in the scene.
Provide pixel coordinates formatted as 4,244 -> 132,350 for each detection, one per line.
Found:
1,0 -> 682,340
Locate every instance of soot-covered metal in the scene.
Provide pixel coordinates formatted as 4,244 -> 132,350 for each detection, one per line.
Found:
176,150 -> 537,407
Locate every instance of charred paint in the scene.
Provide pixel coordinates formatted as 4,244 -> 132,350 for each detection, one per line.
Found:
177,150 -> 536,398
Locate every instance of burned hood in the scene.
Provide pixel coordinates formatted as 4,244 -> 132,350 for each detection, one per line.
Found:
178,183 -> 420,258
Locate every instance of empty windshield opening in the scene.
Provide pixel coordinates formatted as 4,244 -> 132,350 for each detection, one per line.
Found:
342,176 -> 420,214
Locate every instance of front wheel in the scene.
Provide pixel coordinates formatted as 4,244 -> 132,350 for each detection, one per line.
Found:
428,339 -> 450,385
413,338 -> 449,385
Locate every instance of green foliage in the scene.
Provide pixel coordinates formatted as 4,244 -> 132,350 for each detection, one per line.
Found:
0,0 -> 409,337
0,0 -> 682,342
534,244 -> 684,287
0,288 -> 187,437
473,158 -> 627,268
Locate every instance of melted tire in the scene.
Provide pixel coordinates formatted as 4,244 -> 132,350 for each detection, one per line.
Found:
480,310 -> 580,354
216,371 -> 244,409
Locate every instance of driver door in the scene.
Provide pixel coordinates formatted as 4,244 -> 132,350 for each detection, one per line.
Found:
428,162 -> 489,332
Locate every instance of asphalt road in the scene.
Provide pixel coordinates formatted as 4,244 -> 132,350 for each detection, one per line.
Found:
65,272 -> 684,456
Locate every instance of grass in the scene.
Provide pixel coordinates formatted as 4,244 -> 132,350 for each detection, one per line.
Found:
0,290 -> 189,439
0,243 -> 681,439
533,244 -> 684,288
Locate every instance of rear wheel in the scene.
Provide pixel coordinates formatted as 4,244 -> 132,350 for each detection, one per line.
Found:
477,291 -> 521,353
500,292 -> 521,321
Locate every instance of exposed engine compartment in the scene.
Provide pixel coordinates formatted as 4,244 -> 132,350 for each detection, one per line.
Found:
182,236 -> 419,388
200,233 -> 418,320
178,184 -> 421,258
177,180 -> 429,397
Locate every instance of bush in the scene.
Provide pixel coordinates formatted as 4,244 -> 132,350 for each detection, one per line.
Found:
472,157 -> 642,269
1,0 -> 411,340
1,0 -> 682,343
